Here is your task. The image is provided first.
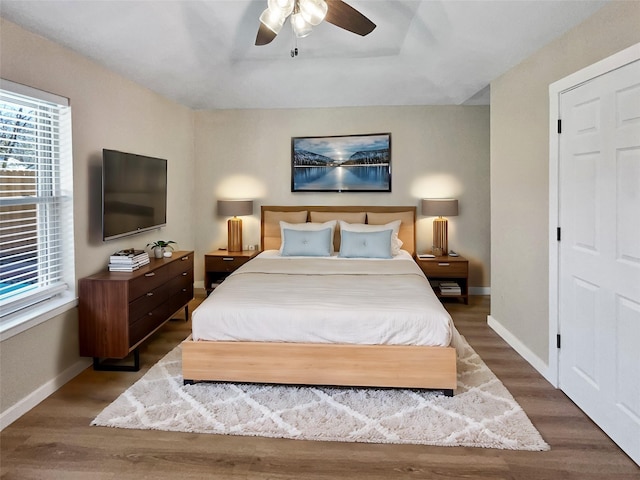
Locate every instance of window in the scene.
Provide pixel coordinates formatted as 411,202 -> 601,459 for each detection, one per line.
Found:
0,79 -> 75,338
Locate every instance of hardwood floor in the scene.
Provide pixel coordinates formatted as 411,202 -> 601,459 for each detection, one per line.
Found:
1,296 -> 638,479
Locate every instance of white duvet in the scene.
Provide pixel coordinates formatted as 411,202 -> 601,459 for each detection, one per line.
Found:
192,250 -> 456,347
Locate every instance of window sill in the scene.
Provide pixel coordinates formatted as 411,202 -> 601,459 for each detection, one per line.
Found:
0,292 -> 78,341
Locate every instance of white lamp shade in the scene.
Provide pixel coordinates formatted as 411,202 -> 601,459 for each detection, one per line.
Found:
268,0 -> 294,16
292,12 -> 313,37
422,198 -> 459,217
299,0 -> 327,26
259,7 -> 285,34
217,199 -> 253,217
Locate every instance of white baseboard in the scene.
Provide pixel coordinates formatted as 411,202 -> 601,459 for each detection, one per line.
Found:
487,314 -> 553,383
0,357 -> 92,430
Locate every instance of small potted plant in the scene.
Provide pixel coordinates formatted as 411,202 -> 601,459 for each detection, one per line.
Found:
147,240 -> 176,259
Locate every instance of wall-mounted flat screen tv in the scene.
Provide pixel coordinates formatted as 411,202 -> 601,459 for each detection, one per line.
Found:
102,149 -> 167,241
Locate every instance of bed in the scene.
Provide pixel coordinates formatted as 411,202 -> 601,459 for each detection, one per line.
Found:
181,205 -> 459,395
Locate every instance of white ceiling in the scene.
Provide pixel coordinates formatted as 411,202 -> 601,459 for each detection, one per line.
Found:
1,0 -> 609,110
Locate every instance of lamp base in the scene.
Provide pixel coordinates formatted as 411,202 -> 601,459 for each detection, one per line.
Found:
227,217 -> 243,252
432,217 -> 448,257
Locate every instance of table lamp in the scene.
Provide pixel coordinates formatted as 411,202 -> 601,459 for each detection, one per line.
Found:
422,198 -> 458,256
217,199 -> 253,252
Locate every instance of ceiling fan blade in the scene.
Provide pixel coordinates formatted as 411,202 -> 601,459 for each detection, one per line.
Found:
324,0 -> 376,37
255,22 -> 278,46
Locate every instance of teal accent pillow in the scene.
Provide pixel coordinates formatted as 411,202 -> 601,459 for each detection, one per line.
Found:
281,227 -> 332,257
338,229 -> 393,259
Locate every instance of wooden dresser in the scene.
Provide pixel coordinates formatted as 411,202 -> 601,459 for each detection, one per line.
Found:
79,251 -> 194,366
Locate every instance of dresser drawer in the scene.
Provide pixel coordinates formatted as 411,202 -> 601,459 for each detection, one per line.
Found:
165,285 -> 194,317
129,264 -> 172,300
128,270 -> 193,323
129,301 -> 174,348
166,268 -> 194,302
205,255 -> 249,273
128,280 -> 173,323
420,261 -> 468,278
168,252 -> 194,277
128,281 -> 194,348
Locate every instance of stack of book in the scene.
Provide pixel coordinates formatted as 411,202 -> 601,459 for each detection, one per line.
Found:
108,249 -> 150,272
439,281 -> 461,296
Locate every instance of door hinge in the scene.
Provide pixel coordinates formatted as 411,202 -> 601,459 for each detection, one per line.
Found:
557,119 -> 562,134
557,334 -> 561,349
557,227 -> 561,241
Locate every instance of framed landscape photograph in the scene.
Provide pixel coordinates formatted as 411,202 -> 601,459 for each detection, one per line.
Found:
291,133 -> 391,192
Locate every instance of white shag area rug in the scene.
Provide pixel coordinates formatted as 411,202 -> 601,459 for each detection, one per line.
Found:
92,336 -> 549,451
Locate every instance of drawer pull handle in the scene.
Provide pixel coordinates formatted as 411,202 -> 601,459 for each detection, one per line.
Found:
438,263 -> 450,266
144,272 -> 155,277
147,292 -> 154,297
182,272 -> 188,276
181,256 -> 189,261
148,312 -> 153,316
222,257 -> 234,261
182,288 -> 187,292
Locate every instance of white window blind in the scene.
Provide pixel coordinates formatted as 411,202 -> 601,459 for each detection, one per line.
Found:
0,80 -> 75,325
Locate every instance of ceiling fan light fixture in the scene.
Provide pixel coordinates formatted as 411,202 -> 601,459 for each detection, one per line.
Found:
299,0 -> 327,26
259,7 -> 286,34
292,12 -> 312,38
268,0 -> 294,17
255,0 -> 375,47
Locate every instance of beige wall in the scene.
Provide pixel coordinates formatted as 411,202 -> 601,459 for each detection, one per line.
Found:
0,19 -> 195,415
490,2 -> 640,366
193,106 -> 490,289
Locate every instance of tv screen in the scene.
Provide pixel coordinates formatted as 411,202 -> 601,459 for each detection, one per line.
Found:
102,149 -> 167,241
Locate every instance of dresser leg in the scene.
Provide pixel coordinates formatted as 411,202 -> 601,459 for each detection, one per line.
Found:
170,304 -> 190,322
93,347 -> 140,372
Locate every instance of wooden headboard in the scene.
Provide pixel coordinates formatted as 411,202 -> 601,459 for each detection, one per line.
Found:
260,205 -> 417,256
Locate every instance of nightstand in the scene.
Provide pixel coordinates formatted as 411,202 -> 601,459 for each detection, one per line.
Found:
416,255 -> 469,304
204,249 -> 259,295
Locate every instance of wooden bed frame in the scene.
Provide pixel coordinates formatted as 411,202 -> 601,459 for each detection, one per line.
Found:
181,205 -> 457,395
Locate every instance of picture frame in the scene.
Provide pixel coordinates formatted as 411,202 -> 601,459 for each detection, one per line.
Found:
291,133 -> 391,192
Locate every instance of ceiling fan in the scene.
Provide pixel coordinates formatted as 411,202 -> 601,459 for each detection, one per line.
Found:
255,0 -> 376,46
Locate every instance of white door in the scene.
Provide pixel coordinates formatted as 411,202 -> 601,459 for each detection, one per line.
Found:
558,58 -> 640,465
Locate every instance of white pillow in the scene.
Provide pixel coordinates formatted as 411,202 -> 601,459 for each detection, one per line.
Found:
279,220 -> 337,253
339,220 -> 403,256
